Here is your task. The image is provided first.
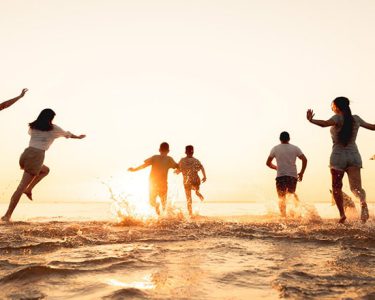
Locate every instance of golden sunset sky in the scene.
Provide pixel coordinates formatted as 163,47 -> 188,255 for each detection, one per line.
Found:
1,0 -> 375,204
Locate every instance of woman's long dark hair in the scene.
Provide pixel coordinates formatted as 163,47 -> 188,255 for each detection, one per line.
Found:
333,97 -> 353,146
29,109 -> 56,131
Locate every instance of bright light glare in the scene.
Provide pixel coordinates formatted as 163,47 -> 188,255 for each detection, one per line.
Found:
105,170 -> 156,220
107,275 -> 155,290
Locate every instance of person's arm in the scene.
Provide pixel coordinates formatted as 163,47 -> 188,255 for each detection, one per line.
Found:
173,160 -> 179,169
297,154 -> 307,181
360,122 -> 375,130
0,88 -> 28,111
170,158 -> 179,169
357,116 -> 375,130
266,156 -> 277,171
128,163 -> 149,172
69,133 -> 86,139
174,161 -> 182,174
200,165 -> 207,183
306,109 -> 336,127
53,126 -> 85,139
128,158 -> 152,172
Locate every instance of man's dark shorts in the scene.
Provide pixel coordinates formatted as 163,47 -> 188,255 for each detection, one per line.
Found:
276,176 -> 297,197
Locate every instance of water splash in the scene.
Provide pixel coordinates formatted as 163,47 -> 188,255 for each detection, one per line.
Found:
263,193 -> 322,223
102,171 -> 185,224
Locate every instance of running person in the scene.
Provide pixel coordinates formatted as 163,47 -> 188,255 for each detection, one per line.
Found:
128,142 -> 179,215
266,131 -> 307,217
307,97 -> 375,223
176,145 -> 207,217
1,108 -> 86,222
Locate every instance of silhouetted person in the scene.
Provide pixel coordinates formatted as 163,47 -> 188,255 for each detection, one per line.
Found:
176,145 -> 207,217
128,142 -> 178,215
1,109 -> 86,222
307,97 -> 375,223
0,88 -> 28,111
266,132 -> 307,217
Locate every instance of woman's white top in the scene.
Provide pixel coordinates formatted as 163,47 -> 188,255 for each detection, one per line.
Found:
28,125 -> 72,151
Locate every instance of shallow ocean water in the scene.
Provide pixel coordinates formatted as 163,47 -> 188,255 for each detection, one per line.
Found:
0,201 -> 374,299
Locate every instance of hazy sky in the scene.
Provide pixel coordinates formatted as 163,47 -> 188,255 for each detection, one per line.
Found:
1,0 -> 375,204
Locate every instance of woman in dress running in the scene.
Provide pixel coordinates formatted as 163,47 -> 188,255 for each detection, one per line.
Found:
307,97 -> 375,223
1,108 -> 85,222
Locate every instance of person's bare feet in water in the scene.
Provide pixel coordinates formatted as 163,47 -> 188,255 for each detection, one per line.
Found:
339,215 -> 347,224
155,203 -> 161,216
361,203 -> 369,223
24,191 -> 33,201
1,216 -> 10,222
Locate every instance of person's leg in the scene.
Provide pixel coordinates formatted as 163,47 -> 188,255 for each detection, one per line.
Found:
160,193 -> 167,212
330,168 -> 346,223
346,166 -> 369,223
23,165 -> 50,200
159,184 -> 168,213
292,193 -> 300,208
184,187 -> 193,216
149,185 -> 160,215
195,188 -> 204,201
151,196 -> 160,215
276,177 -> 287,217
191,179 -> 203,201
287,177 -> 299,208
278,195 -> 287,218
2,172 -> 35,221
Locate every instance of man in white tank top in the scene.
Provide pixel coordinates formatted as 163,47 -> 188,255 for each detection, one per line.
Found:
266,132 -> 307,217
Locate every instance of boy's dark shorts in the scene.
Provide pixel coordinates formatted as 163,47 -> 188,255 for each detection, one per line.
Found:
184,182 -> 200,191
276,176 -> 297,197
184,176 -> 201,191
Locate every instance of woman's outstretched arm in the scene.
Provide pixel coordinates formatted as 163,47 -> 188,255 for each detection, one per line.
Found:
70,134 -> 86,139
359,119 -> 375,131
306,109 -> 335,127
0,88 -> 28,111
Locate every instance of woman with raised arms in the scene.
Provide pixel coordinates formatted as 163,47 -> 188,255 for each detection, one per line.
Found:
1,108 -> 86,222
307,97 -> 375,223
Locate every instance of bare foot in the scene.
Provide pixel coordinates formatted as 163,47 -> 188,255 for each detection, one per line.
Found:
338,215 -> 347,224
24,191 -> 33,201
155,204 -> 160,216
361,203 -> 369,223
196,192 -> 204,201
1,216 -> 10,222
